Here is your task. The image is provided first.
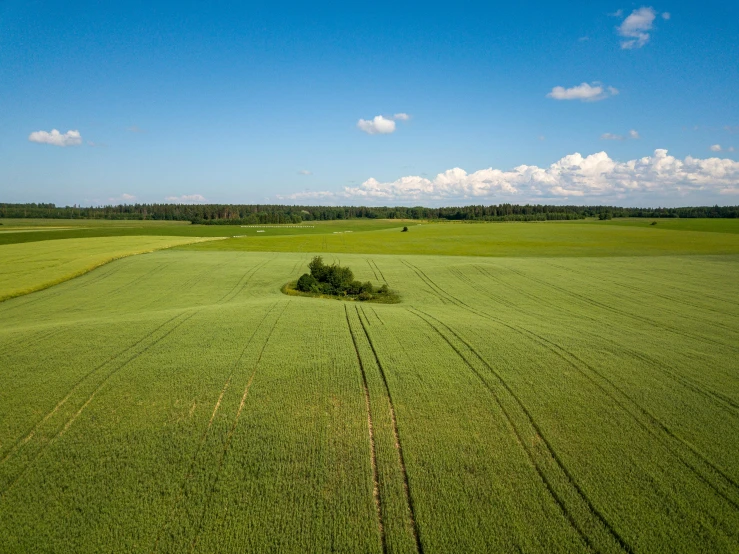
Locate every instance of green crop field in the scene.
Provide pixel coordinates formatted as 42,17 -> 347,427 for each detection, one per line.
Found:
1,219 -> 738,552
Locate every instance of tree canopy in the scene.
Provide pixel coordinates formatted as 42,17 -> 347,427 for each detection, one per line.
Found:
295,256 -> 390,301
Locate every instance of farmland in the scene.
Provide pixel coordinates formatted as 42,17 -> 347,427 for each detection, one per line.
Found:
1,219 -> 738,552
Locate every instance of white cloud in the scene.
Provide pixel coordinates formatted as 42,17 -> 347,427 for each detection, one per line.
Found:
601,133 -> 625,140
609,9 -> 624,17
28,129 -> 82,147
165,194 -> 207,203
629,129 -> 640,139
547,83 -> 618,102
729,147 -> 736,152
127,125 -> 145,133
618,7 -> 657,49
108,193 -> 136,204
357,115 -> 396,135
277,149 -> 739,202
710,144 -> 722,152
298,169 -> 312,175
662,12 -> 671,20
393,113 -> 410,121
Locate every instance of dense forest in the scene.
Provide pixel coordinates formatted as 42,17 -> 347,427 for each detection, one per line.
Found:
1,202 -> 737,223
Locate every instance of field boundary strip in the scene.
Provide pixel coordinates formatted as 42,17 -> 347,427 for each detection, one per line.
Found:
0,237 -> 221,304
0,310 -> 198,501
355,305 -> 424,554
345,305 -> 386,553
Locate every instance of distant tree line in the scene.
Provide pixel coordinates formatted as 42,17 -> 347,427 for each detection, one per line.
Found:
1,202 -> 737,222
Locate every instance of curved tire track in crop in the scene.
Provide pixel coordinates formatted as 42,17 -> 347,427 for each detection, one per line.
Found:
0,311 -> 197,501
463,264 -> 739,507
355,306 -> 423,554
503,265 -> 739,353
406,260 -> 739,523
472,264 -> 739,418
408,307 -> 630,554
0,312 -> 187,465
216,257 -> 273,304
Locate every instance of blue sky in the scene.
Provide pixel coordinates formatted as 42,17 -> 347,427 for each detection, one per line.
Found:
2,1 -> 738,207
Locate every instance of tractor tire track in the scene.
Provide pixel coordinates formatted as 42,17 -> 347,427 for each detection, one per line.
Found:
216,257 -> 273,304
472,265 -> 739,418
408,307 -> 630,553
503,265 -> 739,353
152,302 -> 283,552
410,261 -> 739,517
366,259 -> 381,282
186,301 -> 290,553
0,312 -> 186,465
345,305 -> 386,553
371,259 -> 388,284
355,306 -> 423,554
0,310 -> 197,501
540,261 -> 739,331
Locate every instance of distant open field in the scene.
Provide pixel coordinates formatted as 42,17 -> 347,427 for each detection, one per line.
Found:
1,219 -> 738,552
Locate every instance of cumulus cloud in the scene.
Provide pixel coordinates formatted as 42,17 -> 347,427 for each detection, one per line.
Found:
729,147 -> 736,152
662,12 -> 671,20
710,144 -> 722,152
298,169 -> 312,175
277,149 -> 739,203
28,129 -> 82,147
165,194 -> 207,203
629,129 -> 640,139
547,83 -> 618,102
609,9 -> 624,17
393,113 -> 410,121
357,115 -> 396,135
618,7 -> 658,49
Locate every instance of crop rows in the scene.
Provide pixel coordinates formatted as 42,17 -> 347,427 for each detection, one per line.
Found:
0,249 -> 737,552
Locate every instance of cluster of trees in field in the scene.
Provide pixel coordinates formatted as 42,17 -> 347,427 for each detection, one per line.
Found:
296,256 -> 390,301
2,202 -> 738,222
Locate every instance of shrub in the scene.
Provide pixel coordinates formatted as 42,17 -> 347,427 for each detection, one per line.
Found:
402,226 -> 408,232
296,273 -> 318,292
377,284 -> 389,294
358,291 -> 372,301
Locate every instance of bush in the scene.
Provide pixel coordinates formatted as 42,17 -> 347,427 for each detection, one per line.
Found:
402,226 -> 408,232
292,256 -> 396,302
296,273 -> 318,292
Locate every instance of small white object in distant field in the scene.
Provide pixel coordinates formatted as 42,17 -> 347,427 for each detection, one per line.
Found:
257,230 -> 265,232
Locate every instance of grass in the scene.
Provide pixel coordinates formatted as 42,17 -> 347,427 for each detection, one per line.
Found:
0,218 -> 408,246
0,219 -> 738,552
181,219 -> 739,257
0,235 -> 216,302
